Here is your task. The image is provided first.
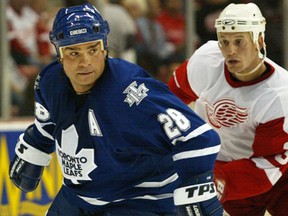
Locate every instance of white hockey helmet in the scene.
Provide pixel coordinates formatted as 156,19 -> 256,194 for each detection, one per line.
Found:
215,3 -> 266,44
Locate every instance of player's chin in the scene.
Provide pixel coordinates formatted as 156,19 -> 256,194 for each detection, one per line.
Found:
226,66 -> 239,74
77,73 -> 96,82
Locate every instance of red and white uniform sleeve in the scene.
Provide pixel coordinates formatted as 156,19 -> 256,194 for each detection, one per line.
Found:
168,60 -> 198,104
215,117 -> 288,201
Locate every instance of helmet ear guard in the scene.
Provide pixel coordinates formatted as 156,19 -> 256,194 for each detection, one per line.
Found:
49,3 -> 110,58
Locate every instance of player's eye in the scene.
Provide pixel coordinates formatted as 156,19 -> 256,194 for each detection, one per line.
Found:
235,39 -> 243,46
89,48 -> 97,54
220,40 -> 229,47
64,51 -> 81,60
69,51 -> 78,56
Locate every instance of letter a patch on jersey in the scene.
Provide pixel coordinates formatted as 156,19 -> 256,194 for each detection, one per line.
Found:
88,109 -> 103,136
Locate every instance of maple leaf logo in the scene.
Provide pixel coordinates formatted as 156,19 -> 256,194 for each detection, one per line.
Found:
56,125 -> 97,184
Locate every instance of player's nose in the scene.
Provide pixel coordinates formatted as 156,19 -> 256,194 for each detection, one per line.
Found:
79,53 -> 91,67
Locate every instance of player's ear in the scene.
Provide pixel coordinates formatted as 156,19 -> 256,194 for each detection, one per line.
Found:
103,49 -> 109,61
257,33 -> 264,49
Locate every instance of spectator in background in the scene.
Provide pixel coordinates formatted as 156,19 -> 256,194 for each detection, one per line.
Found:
7,0 -> 56,116
156,0 -> 186,61
252,0 -> 283,65
28,0 -> 55,65
63,0 -> 90,7
195,0 -> 229,46
7,0 -> 40,116
154,0 -> 186,83
18,0 -> 57,116
102,0 -> 137,63
135,0 -> 175,78
7,0 -> 40,77
118,0 -> 146,20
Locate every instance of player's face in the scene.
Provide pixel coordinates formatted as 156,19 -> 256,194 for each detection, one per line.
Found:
218,32 -> 260,75
60,41 -> 106,94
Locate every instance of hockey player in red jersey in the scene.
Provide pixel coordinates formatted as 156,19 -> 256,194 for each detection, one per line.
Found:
168,3 -> 288,216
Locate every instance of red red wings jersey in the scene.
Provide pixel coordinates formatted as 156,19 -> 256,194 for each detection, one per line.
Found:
168,40 -> 288,201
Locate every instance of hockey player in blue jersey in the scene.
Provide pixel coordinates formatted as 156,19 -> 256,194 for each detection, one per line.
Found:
9,3 -> 223,216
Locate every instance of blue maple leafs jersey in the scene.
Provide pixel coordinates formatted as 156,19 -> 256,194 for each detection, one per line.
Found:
23,57 -> 220,213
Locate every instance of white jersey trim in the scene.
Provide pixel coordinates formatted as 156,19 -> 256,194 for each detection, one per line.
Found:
173,71 -> 181,88
135,173 -> 179,188
78,193 -> 173,206
171,123 -> 213,145
173,145 -> 221,161
34,119 -> 55,141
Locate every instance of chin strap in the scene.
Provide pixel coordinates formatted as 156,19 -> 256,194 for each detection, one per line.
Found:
234,58 -> 264,78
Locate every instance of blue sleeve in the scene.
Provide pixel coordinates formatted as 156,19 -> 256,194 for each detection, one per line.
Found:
120,75 -> 221,181
153,83 -> 220,181
23,62 -> 60,154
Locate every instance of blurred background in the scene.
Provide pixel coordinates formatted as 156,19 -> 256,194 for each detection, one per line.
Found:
0,0 -> 286,119
0,0 -> 288,119
0,1 -> 285,215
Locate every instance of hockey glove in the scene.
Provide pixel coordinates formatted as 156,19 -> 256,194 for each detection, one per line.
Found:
174,171 -> 223,216
9,134 -> 51,192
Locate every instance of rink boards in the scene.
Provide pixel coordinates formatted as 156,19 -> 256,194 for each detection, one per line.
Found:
0,120 -> 62,216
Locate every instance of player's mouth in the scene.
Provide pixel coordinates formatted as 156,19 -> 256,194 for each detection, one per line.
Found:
78,71 -> 94,76
226,59 -> 239,66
